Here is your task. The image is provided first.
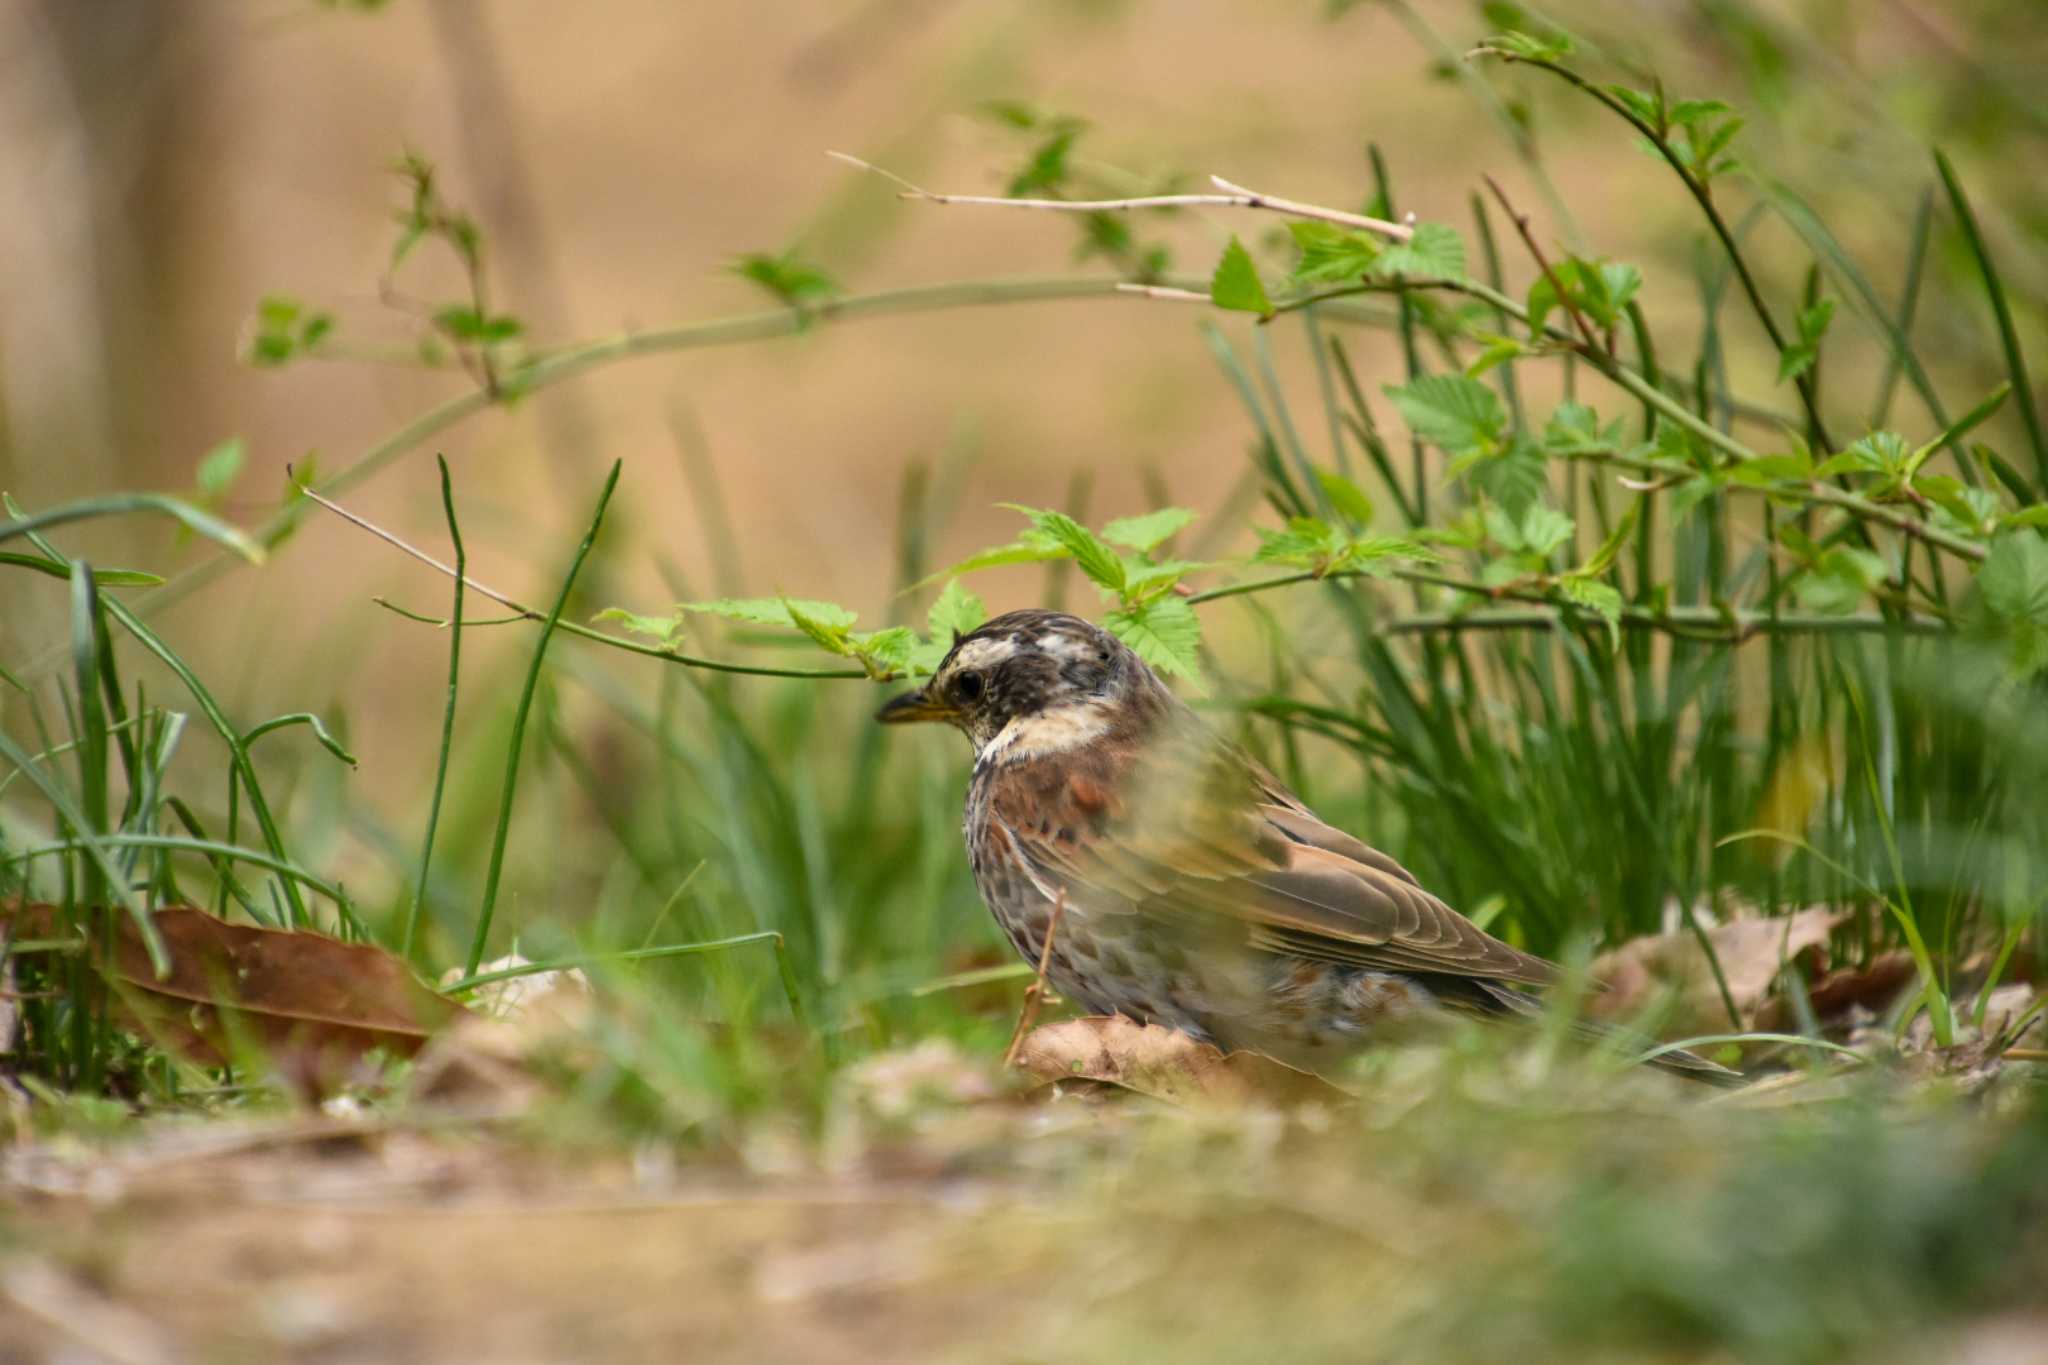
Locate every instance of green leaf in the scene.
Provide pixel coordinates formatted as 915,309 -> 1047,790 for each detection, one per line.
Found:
1105,596 -> 1203,681
1971,531 -> 2048,678
1542,402 -> 1608,455
1384,374 -> 1504,457
2001,506 -> 2048,530
681,597 -> 859,630
1518,507 -> 1580,569
1815,431 -> 1907,479
1210,236 -> 1273,315
1908,383 -> 2011,479
925,579 -> 987,643
1604,84 -> 1663,128
1121,558 -> 1204,599
1669,98 -> 1732,128
1575,500 -> 1639,578
1253,517 -> 1343,566
1725,453 -> 1814,485
782,597 -> 855,654
1485,29 -> 1573,62
1002,505 -> 1125,593
1314,470 -> 1374,527
1335,534 -> 1439,576
1371,222 -> 1465,280
729,251 -> 842,309
1286,221 -> 1381,284
0,552 -> 162,587
1101,507 -> 1197,554
852,626 -> 916,676
1918,476 -> 1999,536
918,532 -> 1066,587
592,607 -> 684,647
1482,503 -> 1525,553
196,437 -> 247,501
1556,576 -> 1623,650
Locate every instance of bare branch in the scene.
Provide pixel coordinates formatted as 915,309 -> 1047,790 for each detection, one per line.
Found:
829,151 -> 1415,242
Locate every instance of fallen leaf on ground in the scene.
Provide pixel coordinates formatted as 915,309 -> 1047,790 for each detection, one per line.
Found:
3,902 -> 453,1098
1012,1016 -> 1349,1108
1588,906 -> 1843,1033
1753,950 -> 1918,1033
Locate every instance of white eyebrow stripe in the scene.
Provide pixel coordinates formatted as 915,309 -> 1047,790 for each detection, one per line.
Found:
949,636 -> 1018,671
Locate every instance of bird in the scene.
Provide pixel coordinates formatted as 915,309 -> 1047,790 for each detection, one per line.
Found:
877,608 -> 1734,1082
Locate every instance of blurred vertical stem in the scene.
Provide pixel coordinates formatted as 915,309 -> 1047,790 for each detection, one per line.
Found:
466,459 -> 623,976
406,455 -> 467,961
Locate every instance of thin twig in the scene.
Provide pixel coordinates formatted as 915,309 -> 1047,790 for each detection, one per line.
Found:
1484,174 -> 1601,353
1116,282 -> 1212,304
831,151 -> 1415,242
1003,888 -> 1068,1069
289,471 -> 871,680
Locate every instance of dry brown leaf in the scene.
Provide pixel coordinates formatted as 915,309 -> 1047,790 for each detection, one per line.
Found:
1012,1015 -> 1349,1109
1587,906 -> 1843,1033
4,902 -> 454,1096
1753,950 -> 1919,1033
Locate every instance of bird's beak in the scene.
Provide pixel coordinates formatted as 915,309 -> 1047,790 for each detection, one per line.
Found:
875,686 -> 955,726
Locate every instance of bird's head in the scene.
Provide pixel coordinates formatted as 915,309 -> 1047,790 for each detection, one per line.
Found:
875,609 -> 1154,755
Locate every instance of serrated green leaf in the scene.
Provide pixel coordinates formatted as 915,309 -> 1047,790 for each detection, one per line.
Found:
1210,236 -> 1273,315
1314,470 -> 1374,527
592,607 -> 684,646
1003,505 -> 1126,593
1519,503 -> 1575,558
1543,402 -> 1605,454
1121,558 -> 1205,598
1105,596 -> 1203,682
782,597 -> 855,654
1253,518 -> 1341,566
1470,438 -> 1551,518
1482,503 -> 1524,553
1286,221 -> 1381,284
1334,535 -> 1440,575
852,626 -> 916,675
682,597 -> 859,630
1371,222 -> 1465,280
1102,507 -> 1197,554
917,533 -> 1066,588
1816,431 -> 1907,479
1557,576 -> 1623,649
925,579 -> 987,643
1384,374 -> 1504,456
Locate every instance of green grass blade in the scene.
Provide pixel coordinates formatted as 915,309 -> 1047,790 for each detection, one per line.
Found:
1933,149 -> 2046,495
1,492 -> 263,560
467,460 -> 623,975
407,456 -> 468,962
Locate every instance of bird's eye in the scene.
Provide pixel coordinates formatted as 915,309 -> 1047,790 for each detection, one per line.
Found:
954,670 -> 984,702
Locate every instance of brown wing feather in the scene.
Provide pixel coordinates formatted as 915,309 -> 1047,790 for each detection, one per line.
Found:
986,730 -> 1560,988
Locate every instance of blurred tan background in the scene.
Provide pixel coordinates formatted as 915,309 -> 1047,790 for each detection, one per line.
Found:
3,0 -> 2043,822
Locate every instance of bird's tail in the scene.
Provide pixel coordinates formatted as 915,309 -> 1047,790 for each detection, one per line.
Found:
1455,978 -> 1746,1086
